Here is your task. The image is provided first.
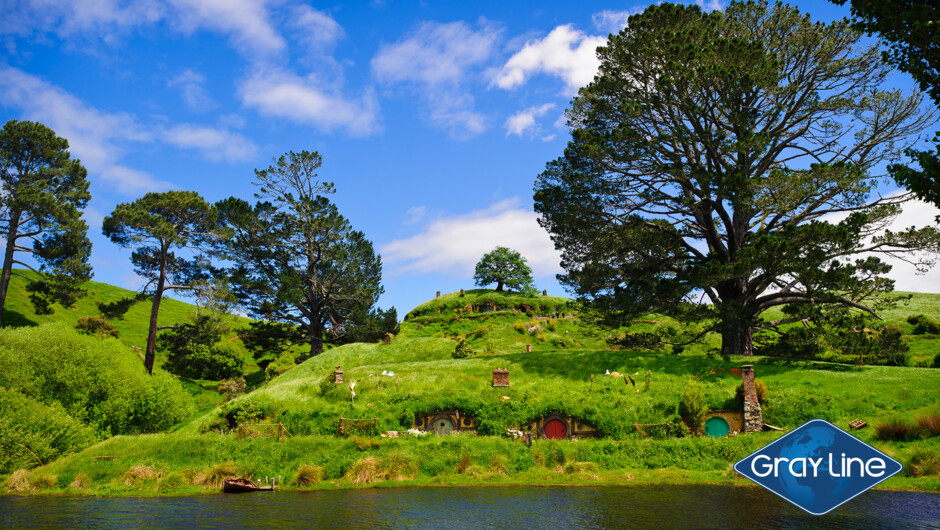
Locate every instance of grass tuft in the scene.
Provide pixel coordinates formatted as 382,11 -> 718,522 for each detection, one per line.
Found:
194,461 -> 238,487
293,464 -> 323,486
906,449 -> 940,478
875,418 -> 920,441
6,469 -> 31,492
122,465 -> 161,486
916,412 -> 940,437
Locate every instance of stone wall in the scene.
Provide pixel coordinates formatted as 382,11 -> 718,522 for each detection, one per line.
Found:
741,365 -> 763,433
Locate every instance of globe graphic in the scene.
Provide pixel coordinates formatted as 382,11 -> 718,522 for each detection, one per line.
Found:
772,425 -> 850,511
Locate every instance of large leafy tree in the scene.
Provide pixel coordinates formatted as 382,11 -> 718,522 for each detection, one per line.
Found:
830,0 -> 940,212
217,150 -> 384,358
102,191 -> 219,374
0,120 -> 92,326
473,246 -> 534,292
534,1 -> 940,356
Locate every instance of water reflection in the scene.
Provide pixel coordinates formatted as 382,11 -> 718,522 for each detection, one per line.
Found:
1,485 -> 938,529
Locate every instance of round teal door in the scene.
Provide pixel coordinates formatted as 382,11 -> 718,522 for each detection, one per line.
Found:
704,416 -> 730,438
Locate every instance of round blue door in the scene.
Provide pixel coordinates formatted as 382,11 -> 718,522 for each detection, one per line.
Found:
704,416 -> 730,438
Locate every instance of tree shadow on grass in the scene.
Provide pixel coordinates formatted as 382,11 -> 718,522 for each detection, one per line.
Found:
499,349 -> 865,382
0,309 -> 38,328
98,293 -> 150,319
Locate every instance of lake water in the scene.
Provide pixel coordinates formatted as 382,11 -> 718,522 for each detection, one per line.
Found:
1,485 -> 938,528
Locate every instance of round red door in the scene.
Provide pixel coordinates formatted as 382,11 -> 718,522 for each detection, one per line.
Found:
543,419 -> 568,440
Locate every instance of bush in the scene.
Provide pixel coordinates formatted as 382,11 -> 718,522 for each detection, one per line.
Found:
265,353 -> 295,382
907,314 -> 940,335
167,342 -> 244,381
735,378 -> 768,405
453,339 -> 474,359
160,315 -> 242,380
75,316 -> 119,338
679,381 -> 710,435
218,377 -> 247,401
0,323 -> 194,436
0,387 -> 98,474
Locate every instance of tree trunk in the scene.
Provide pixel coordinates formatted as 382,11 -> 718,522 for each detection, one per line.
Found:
144,244 -> 168,375
496,280 -> 504,292
721,326 -> 754,356
308,322 -> 324,357
0,211 -> 21,329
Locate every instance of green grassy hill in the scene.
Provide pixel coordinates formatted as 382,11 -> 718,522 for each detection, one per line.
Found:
1,270 -> 256,370
4,288 -> 939,495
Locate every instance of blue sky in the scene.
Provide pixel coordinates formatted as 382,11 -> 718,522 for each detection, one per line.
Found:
1,0 -> 938,317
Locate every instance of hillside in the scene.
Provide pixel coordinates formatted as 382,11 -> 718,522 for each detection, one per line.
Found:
4,288 -> 939,495
1,270 -> 257,372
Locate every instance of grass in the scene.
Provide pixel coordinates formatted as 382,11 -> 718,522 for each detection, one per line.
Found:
3,287 -> 940,495
9,430 -> 938,494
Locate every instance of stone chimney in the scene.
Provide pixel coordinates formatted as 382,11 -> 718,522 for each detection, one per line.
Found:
741,365 -> 763,433
436,291 -> 441,297
492,369 -> 509,387
383,333 -> 391,345
333,366 -> 344,384
525,344 -> 532,353
460,289 -> 465,296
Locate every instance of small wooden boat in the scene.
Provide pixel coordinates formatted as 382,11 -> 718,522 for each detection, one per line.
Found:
222,477 -> 274,493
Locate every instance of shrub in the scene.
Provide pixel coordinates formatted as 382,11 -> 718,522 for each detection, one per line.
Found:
512,321 -> 527,334
75,316 -> 119,339
0,323 -> 194,436
933,352 -> 940,369
679,381 -> 710,435
161,316 -> 243,380
265,352 -> 295,382
168,342 -> 244,381
453,339 -> 474,359
907,314 -> 940,335
218,376 -> 247,401
0,387 -> 98,474
735,378 -> 768,405
875,418 -> 920,441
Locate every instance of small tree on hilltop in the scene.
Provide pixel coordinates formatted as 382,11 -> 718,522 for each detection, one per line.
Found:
473,247 -> 534,292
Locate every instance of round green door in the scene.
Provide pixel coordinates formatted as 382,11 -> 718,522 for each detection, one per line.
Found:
704,416 -> 730,438
432,415 -> 455,436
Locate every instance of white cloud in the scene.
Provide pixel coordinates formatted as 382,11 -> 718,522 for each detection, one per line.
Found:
167,0 -> 284,57
239,69 -> 381,136
160,124 -> 258,162
372,20 -> 501,138
2,0 -> 284,58
0,65 -> 172,194
167,69 -> 215,112
291,5 -> 344,52
405,205 -> 427,225
505,103 -> 555,137
493,24 -> 605,95
381,198 -> 562,278
869,198 -> 940,293
820,195 -> 940,293
0,0 -> 164,40
591,9 -> 639,34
